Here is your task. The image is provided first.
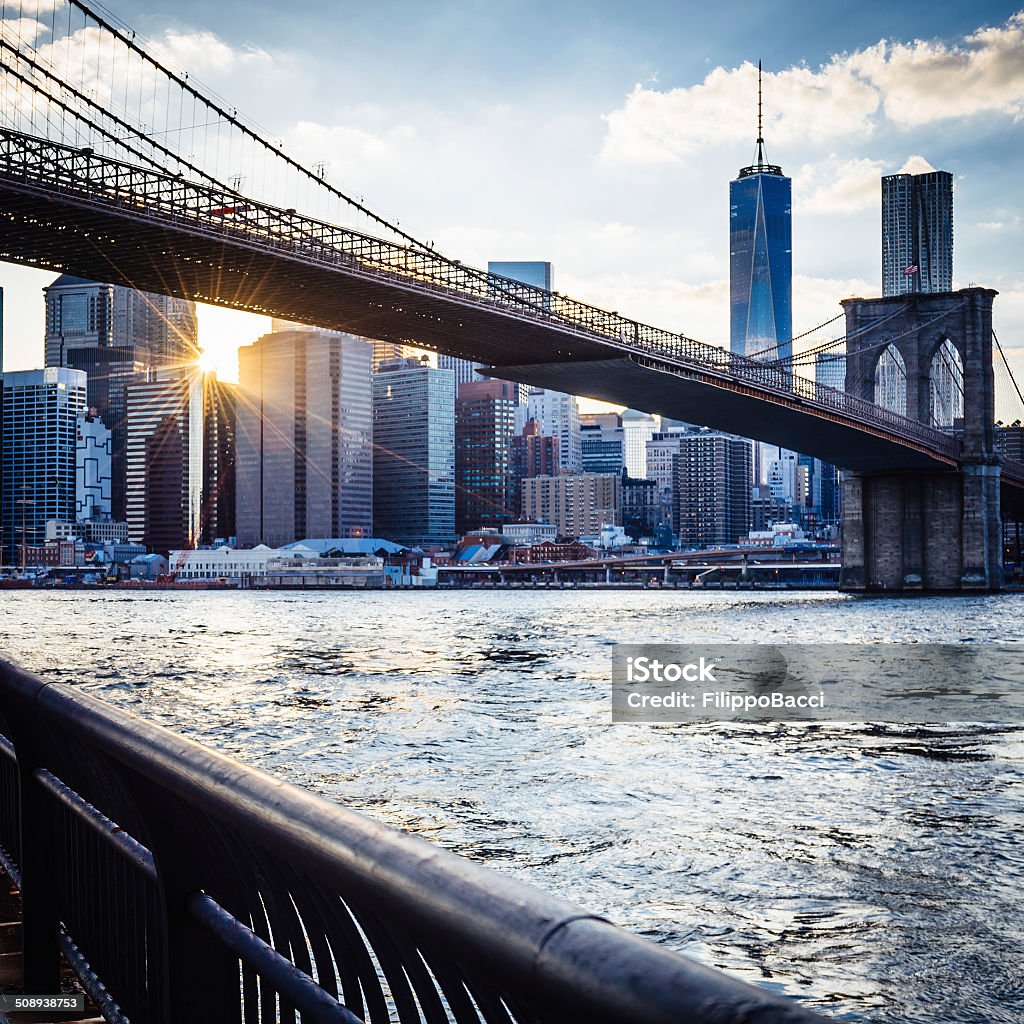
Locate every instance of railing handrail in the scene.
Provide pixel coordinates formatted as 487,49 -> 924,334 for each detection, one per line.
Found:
0,127 -> 963,465
0,658 -> 825,1023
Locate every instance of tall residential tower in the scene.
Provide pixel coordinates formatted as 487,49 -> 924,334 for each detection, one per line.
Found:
881,170 -> 953,296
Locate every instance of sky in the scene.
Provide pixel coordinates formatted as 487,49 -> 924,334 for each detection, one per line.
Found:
2,0 -> 1024,419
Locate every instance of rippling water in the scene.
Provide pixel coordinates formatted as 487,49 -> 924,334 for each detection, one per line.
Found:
1,589 -> 1023,1022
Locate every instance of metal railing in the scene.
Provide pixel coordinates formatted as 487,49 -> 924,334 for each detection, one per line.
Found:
0,658 -> 824,1023
0,128 -> 962,463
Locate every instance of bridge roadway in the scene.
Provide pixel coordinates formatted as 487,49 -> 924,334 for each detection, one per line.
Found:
0,128 -> 1022,500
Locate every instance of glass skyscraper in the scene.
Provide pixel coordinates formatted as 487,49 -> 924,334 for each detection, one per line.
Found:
1,368 -> 87,564
729,99 -> 792,362
236,330 -> 373,547
372,358 -> 455,547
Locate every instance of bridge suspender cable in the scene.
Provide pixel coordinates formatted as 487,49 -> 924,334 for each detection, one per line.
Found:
0,45 -> 228,190
63,0 -> 438,256
991,331 -> 1024,419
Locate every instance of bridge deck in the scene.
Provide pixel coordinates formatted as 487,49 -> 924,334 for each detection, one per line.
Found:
0,129 -> 984,477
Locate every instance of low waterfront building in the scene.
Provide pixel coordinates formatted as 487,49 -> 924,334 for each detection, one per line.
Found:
258,553 -> 386,588
501,521 -> 558,546
170,544 -> 279,581
170,537 -> 409,583
508,540 -> 597,564
130,553 -> 168,580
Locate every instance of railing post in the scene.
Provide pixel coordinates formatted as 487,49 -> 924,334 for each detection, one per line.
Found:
5,710 -> 62,995
123,778 -> 241,1024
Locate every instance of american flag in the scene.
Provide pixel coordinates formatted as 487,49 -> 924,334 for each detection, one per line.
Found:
903,264 -> 919,276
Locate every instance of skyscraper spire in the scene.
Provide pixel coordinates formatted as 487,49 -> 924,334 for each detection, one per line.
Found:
739,60 -> 781,177
754,60 -> 769,169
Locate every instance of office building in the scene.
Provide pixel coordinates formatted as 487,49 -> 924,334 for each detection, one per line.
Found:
63,345 -> 147,520
811,356 -> 844,523
751,485 -> 795,532
371,340 -> 416,370
1,368 -> 87,565
622,475 -> 659,541
439,355 -> 487,390
455,379 -> 518,535
882,170 -> 953,296
519,387 -> 581,472
522,473 -> 620,539
797,452 -> 840,527
646,428 -> 690,535
581,420 -> 624,476
44,275 -> 198,367
996,423 -> 1024,462
76,408 -> 112,522
204,378 -> 237,542
236,329 -> 373,548
125,370 -> 205,554
621,409 -> 658,479
675,431 -> 752,548
373,357 -> 455,547
766,448 -> 801,504
729,66 -> 792,361
509,419 -> 559,516
580,412 -> 621,429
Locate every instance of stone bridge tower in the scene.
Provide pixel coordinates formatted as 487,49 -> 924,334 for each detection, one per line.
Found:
839,287 -> 1001,591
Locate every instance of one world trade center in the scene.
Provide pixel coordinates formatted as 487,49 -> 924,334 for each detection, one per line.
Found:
729,63 -> 792,363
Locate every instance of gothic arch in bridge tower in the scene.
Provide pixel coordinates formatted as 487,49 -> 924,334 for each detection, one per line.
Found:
873,344 -> 907,416
840,288 -> 1002,592
928,338 -> 964,431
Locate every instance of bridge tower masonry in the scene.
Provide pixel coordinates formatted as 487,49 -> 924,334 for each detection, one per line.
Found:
839,287 -> 1002,592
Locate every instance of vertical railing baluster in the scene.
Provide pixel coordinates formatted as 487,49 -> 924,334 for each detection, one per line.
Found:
4,711 -> 61,994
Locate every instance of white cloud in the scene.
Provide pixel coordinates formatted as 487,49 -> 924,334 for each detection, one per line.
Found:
795,156 -> 887,213
602,61 -> 879,163
895,154 -> 937,175
149,29 -> 271,78
603,12 -> 1024,163
288,120 -> 417,170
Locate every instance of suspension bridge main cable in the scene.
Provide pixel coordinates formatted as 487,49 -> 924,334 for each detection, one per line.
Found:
788,302 -> 962,369
64,0 -> 437,255
744,311 -> 845,360
0,39 -> 229,189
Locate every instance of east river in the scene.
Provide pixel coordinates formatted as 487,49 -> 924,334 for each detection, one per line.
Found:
1,589 -> 1022,1022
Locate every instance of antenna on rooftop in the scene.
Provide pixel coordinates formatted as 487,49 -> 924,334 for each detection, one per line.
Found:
755,60 -> 766,168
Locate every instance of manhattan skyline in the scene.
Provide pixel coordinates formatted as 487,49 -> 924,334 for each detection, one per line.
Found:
0,1 -> 1021,418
